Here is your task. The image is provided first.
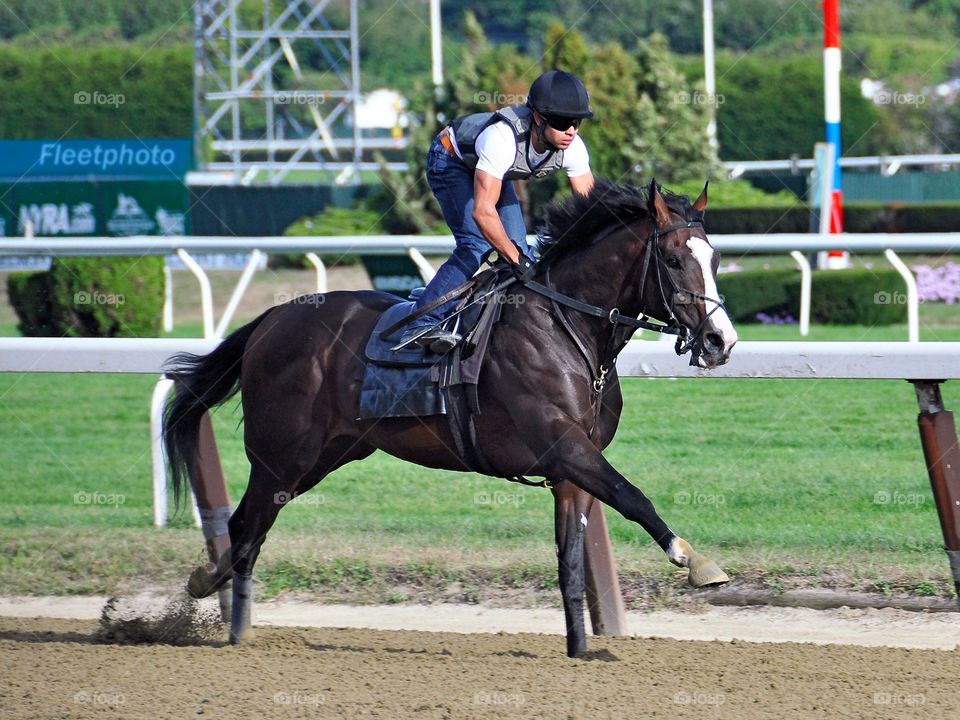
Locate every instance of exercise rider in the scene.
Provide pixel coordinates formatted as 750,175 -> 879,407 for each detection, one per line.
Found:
398,69 -> 596,353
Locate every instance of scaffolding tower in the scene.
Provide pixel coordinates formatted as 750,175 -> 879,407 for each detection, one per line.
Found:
193,0 -> 407,185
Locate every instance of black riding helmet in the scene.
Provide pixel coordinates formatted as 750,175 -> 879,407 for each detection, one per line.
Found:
526,70 -> 593,119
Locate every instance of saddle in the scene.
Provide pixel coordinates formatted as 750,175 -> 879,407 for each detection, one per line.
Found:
357,269 -> 509,476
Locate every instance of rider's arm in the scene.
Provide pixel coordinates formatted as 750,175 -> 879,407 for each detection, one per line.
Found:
564,135 -> 593,197
569,171 -> 594,196
473,170 -> 522,265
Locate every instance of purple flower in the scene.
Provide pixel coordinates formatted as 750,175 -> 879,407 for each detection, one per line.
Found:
911,262 -> 960,304
756,311 -> 797,325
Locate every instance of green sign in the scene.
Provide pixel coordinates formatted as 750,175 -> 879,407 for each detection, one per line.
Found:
0,181 -> 189,270
0,181 -> 189,238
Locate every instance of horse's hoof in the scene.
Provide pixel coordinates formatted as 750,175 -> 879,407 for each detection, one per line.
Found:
228,626 -> 256,645
187,562 -> 230,599
688,555 -> 730,588
567,639 -> 587,658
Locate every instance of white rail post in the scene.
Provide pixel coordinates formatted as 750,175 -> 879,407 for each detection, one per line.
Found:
150,376 -> 175,527
162,264 -> 174,333
176,249 -> 215,339
884,249 -> 919,343
790,251 -> 812,337
304,252 -> 328,293
407,246 -> 437,282
214,249 -> 262,338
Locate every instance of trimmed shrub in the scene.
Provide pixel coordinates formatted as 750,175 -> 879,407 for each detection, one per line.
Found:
7,271 -> 57,336
274,206 -> 387,269
705,206 -> 810,234
786,269 -> 908,325
9,257 -> 164,337
715,268 -> 799,323
705,202 -> 960,235
717,267 -> 910,325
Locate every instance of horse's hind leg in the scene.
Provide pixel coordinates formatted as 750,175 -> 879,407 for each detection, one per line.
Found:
550,479 -> 595,657
227,437 -> 374,644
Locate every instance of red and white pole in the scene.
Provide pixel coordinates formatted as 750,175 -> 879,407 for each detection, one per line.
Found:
823,0 -> 848,268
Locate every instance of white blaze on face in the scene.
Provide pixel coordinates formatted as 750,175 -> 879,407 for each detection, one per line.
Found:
686,237 -> 738,351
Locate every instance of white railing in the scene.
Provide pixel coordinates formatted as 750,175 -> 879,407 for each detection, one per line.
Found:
2,232 -> 957,342
724,152 -> 960,176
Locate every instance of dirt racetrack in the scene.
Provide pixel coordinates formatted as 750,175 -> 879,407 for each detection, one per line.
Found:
2,615 -> 959,719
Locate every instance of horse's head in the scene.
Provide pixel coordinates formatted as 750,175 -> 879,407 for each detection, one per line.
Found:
540,178 -> 737,368
640,179 -> 737,368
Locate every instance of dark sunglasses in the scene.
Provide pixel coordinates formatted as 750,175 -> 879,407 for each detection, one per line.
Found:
543,115 -> 582,131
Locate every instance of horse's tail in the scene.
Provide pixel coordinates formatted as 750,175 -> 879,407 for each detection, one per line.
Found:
163,310 -> 270,509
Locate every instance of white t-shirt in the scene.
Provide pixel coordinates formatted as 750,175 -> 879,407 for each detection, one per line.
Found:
454,121 -> 590,180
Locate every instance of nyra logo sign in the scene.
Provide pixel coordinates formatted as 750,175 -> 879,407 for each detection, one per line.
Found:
18,202 -> 96,235
106,193 -> 155,235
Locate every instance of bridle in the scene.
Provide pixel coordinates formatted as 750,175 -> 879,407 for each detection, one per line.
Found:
526,218 -> 728,360
637,220 -> 728,356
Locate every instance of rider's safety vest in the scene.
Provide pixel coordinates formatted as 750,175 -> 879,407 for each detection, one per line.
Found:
449,105 -> 565,180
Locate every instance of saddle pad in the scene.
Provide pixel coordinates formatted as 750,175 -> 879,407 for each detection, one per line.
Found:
363,300 -> 444,368
358,363 -> 446,419
358,300 -> 447,419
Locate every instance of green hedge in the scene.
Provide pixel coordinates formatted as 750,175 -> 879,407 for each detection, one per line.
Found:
0,44 -> 191,139
717,267 -> 909,325
8,257 -> 164,337
7,272 -> 57,336
716,268 -> 799,323
274,206 -> 387,268
788,269 -> 908,326
705,202 -> 960,235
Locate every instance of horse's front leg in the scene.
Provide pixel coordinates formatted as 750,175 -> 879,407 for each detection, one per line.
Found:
549,479 -> 595,657
533,420 -> 728,589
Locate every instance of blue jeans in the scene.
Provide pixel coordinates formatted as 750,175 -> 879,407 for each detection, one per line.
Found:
407,136 -> 531,331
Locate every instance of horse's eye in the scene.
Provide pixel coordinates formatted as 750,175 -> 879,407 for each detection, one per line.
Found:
666,257 -> 682,270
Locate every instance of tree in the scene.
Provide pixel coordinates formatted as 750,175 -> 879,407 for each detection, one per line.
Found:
715,55 -> 883,160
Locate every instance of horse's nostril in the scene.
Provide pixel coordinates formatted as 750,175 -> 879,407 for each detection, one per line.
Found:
704,332 -> 723,352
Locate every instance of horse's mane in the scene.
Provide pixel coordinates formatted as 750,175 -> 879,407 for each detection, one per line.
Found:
539,178 -> 702,265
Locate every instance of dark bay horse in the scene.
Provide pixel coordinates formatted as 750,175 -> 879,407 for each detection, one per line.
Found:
164,179 -> 738,657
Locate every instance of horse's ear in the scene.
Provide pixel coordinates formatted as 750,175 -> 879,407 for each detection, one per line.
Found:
648,177 -> 672,226
693,181 -> 709,213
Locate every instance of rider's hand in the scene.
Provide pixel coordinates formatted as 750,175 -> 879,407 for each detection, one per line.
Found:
512,256 -> 536,283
